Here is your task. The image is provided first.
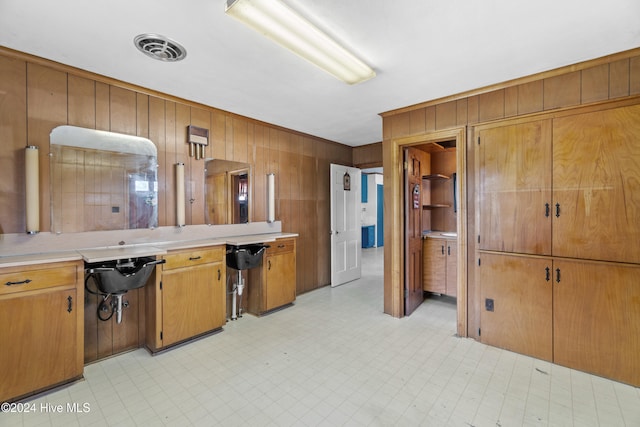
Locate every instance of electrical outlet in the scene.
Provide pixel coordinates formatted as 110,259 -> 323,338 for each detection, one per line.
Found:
485,298 -> 494,312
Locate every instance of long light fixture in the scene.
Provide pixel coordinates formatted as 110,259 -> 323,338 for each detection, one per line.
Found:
225,0 -> 375,85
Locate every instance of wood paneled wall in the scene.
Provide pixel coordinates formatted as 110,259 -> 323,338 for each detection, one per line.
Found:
380,47 -> 640,328
0,48 -> 352,294
353,142 -> 382,168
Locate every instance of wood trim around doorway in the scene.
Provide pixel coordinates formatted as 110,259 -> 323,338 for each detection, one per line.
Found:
383,127 -> 468,337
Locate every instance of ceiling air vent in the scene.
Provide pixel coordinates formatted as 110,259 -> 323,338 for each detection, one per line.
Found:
134,34 -> 187,62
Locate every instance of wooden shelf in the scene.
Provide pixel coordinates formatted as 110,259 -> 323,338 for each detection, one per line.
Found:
422,174 -> 450,180
423,204 -> 451,209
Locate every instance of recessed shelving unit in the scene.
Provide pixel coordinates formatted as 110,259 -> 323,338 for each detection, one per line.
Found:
422,174 -> 451,209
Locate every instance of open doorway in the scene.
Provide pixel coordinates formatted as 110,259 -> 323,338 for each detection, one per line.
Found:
383,127 -> 467,337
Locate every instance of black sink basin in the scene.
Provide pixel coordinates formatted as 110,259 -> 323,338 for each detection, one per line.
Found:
226,244 -> 268,270
85,257 -> 165,294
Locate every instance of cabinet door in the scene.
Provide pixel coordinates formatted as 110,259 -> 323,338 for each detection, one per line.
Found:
553,104 -> 640,263
554,259 -> 640,386
0,289 -> 77,401
478,120 -> 552,255
423,238 -> 446,293
265,253 -> 296,311
161,262 -> 225,347
479,253 -> 552,361
446,241 -> 457,297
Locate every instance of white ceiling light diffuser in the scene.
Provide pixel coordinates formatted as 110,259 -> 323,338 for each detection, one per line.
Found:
225,0 -> 375,85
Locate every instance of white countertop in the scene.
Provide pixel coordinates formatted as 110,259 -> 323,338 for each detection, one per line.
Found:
0,231 -> 299,267
423,231 -> 458,240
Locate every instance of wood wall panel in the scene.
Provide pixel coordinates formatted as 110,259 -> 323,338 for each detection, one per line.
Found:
232,118 -> 248,163
0,56 -> 26,234
409,109 -> 426,135
631,56 -> 640,95
391,111 -> 411,138
581,64 -> 609,104
252,125 -> 267,223
175,103 -> 191,222
435,101 -> 457,129
543,71 -> 581,110
149,97 -> 166,226
467,96 -> 479,124
211,110 -> 226,159
110,86 -> 136,135
609,59 -> 630,98
95,82 -> 109,131
504,86 -> 518,118
189,106 -> 210,226
352,143 -> 382,168
456,99 -> 468,126
27,63 -> 67,234
478,90 -> 504,122
68,75 -> 95,128
517,80 -> 543,115
137,93 -> 149,138
164,101 -> 177,227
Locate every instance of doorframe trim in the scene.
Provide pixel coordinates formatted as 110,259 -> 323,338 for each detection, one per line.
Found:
383,126 -> 468,337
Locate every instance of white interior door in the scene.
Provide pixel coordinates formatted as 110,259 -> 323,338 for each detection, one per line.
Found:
330,164 -> 361,287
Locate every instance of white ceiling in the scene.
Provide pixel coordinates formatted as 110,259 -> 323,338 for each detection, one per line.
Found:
1,0 -> 639,147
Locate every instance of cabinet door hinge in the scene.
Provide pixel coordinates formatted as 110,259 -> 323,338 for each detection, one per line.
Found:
160,331 -> 163,340
477,137 -> 480,145
477,234 -> 480,244
403,161 -> 408,170
478,328 -> 481,336
478,258 -> 481,266
160,281 -> 162,290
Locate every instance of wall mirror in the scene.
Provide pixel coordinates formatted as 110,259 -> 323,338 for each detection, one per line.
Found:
50,125 -> 158,233
205,159 -> 251,225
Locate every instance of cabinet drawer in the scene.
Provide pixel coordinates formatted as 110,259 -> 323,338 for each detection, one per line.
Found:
0,264 -> 78,296
267,239 -> 295,256
163,247 -> 224,270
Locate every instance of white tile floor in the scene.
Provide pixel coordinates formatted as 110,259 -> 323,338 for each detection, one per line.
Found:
3,247 -> 639,426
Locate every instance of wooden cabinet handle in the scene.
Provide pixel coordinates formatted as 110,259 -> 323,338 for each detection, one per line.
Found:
545,203 -> 550,217
189,256 -> 201,261
555,203 -> 561,218
278,244 -> 285,248
5,279 -> 32,286
556,268 -> 561,283
268,260 -> 271,270
545,267 -> 550,281
441,245 -> 445,255
217,269 -> 221,281
67,296 -> 73,313
447,245 -> 451,256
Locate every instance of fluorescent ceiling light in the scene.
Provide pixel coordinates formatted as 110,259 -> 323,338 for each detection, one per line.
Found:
225,0 -> 376,85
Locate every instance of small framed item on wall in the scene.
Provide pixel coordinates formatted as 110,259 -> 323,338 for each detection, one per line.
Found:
343,172 -> 351,191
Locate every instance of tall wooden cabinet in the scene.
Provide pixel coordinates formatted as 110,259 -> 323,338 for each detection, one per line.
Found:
0,260 -> 84,402
146,246 -> 226,352
476,101 -> 640,386
247,238 -> 296,315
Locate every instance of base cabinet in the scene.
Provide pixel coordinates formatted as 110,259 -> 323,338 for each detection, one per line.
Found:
423,237 -> 457,297
479,252 -> 640,386
479,253 -> 553,361
146,246 -> 226,352
0,260 -> 84,402
553,259 -> 640,386
247,238 -> 296,315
